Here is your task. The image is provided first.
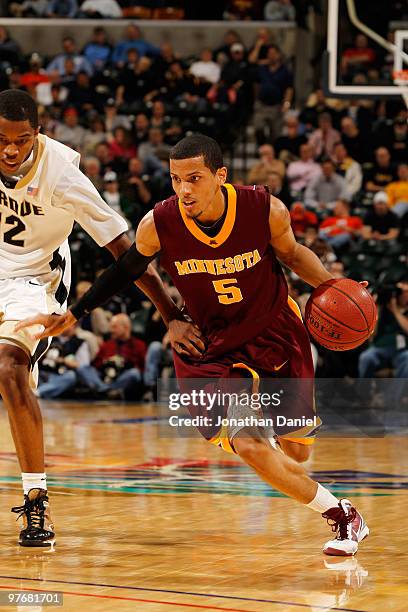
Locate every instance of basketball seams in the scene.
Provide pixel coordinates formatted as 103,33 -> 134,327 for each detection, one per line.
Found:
318,282 -> 370,331
310,301 -> 368,333
305,279 -> 377,350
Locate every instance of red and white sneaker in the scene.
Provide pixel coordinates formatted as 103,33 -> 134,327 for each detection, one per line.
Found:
322,499 -> 369,556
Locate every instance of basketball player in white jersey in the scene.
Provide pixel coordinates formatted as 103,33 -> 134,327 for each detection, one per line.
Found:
0,89 -> 204,548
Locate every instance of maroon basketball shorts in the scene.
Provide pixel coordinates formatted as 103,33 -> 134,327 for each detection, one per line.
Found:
172,298 -> 321,454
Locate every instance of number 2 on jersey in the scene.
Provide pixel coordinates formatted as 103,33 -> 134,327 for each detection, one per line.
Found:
212,278 -> 243,305
0,213 -> 25,247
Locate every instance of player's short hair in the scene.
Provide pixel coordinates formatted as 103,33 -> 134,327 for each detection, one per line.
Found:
0,89 -> 38,129
170,134 -> 223,174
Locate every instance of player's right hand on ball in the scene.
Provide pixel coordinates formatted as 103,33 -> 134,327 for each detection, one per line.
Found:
168,318 -> 205,358
14,310 -> 78,339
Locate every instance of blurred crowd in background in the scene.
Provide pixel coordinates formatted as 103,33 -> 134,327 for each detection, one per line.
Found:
0,13 -> 406,401
4,0 -> 306,22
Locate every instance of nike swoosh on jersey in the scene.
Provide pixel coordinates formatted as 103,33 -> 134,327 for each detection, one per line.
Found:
274,360 -> 288,371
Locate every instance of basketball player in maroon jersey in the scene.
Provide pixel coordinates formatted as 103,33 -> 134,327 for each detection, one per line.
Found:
17,135 -> 369,556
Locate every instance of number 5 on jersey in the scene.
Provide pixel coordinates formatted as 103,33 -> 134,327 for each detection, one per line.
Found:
212,278 -> 243,305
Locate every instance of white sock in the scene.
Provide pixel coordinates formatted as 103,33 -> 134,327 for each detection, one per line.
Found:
21,472 -> 47,495
307,483 -> 339,513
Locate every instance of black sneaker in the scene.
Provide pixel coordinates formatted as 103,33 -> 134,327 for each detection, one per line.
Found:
11,488 -> 55,548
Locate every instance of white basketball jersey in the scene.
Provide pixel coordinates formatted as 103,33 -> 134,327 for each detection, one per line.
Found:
0,133 -> 128,283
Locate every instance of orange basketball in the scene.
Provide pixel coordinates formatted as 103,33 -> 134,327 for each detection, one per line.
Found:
305,278 -> 377,351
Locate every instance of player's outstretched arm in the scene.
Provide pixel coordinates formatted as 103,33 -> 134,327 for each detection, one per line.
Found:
268,196 -> 333,288
15,213 -> 206,355
14,212 -> 161,340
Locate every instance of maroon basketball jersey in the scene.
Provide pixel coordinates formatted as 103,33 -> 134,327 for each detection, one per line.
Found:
153,184 -> 288,358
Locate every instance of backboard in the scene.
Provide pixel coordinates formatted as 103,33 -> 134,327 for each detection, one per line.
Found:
324,0 -> 408,101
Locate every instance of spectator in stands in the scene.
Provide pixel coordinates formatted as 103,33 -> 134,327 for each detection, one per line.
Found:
165,61 -> 208,110
0,26 -> 22,67
111,24 -> 160,68
19,53 -> 51,103
274,113 -> 307,163
138,127 -> 170,166
385,163 -> 408,217
101,171 -> 130,219
152,42 -> 180,75
358,282 -> 408,405
45,0 -> 77,17
379,116 -> 408,164
82,117 -> 107,156
300,89 -> 339,131
308,112 -> 340,160
213,29 -> 242,63
81,27 -> 112,72
286,142 -> 321,198
54,107 -> 87,150
340,116 -> 370,163
362,191 -> 400,241
364,146 -> 396,194
290,202 -> 318,239
247,143 -> 285,185
38,109 -> 57,137
308,236 -> 336,266
78,313 -> 146,400
58,57 -> 77,86
108,126 -> 137,170
37,325 -> 90,399
265,171 -> 291,204
78,0 -> 121,18
116,50 -> 157,109
46,84 -> 65,121
82,156 -> 103,191
248,27 -> 273,65
319,199 -> 363,250
46,36 -> 93,77
95,141 -> 115,175
132,113 -> 150,145
327,260 -> 345,279
104,99 -> 131,135
66,70 -> 99,115
304,158 -> 348,213
121,157 -> 152,224
332,142 -> 362,200
264,0 -> 295,21
218,42 -> 253,109
9,0 -> 47,17
253,44 -> 293,143
189,48 -> 221,85
341,34 -> 376,82
341,99 -> 373,138
224,0 -> 262,20
150,100 -> 181,144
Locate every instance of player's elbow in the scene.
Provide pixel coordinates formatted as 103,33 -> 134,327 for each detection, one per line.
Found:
276,244 -> 300,269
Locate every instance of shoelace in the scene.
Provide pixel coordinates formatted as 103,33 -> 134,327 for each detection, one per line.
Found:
11,497 -> 47,530
322,506 -> 357,540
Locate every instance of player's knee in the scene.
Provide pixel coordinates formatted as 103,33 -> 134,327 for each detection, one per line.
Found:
282,442 -> 312,463
0,348 -> 30,393
234,435 -> 271,466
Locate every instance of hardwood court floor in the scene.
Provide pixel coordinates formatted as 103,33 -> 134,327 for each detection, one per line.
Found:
0,401 -> 406,612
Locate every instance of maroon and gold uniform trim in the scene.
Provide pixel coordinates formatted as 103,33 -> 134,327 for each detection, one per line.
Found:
178,183 -> 237,248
